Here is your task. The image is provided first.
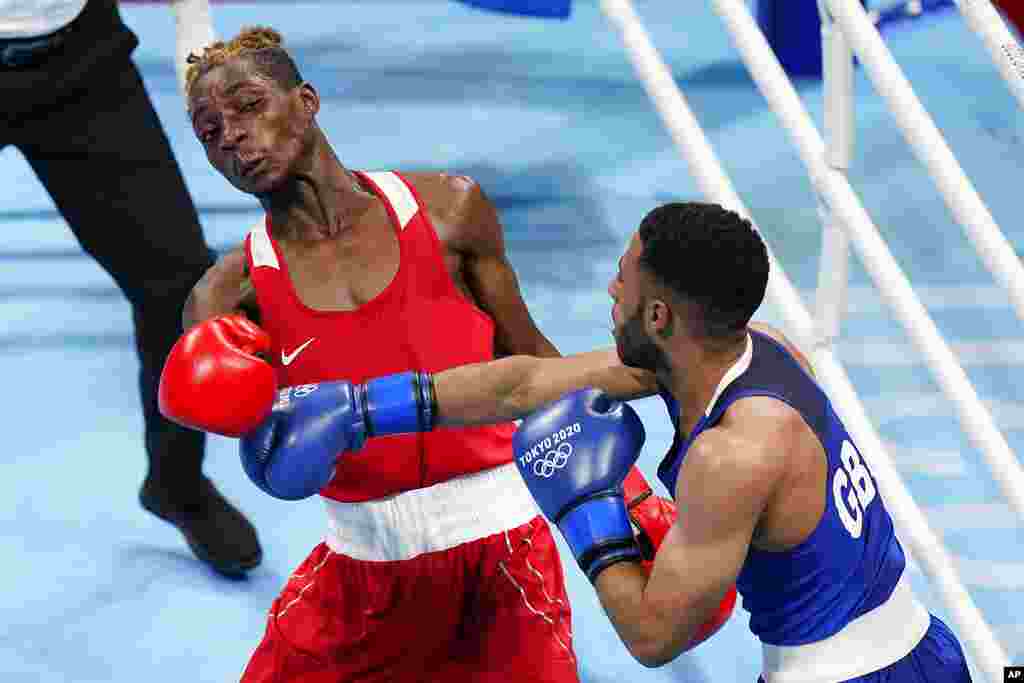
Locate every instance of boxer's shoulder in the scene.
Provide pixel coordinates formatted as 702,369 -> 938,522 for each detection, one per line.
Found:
683,415 -> 789,498
399,171 -> 501,253
184,244 -> 253,328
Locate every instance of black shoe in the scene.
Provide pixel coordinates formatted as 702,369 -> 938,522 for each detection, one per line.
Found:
140,475 -> 263,577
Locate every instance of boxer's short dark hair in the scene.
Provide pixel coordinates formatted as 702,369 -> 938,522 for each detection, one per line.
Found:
637,202 -> 769,339
185,26 -> 302,105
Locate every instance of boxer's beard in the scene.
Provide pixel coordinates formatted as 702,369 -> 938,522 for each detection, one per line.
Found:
616,308 -> 667,373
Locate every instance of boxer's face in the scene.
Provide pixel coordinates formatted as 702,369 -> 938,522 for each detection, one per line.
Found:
189,59 -> 318,195
609,234 -> 640,329
609,234 -> 664,371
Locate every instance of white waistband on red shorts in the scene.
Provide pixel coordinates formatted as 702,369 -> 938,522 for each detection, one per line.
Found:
760,571 -> 931,682
322,462 -> 541,562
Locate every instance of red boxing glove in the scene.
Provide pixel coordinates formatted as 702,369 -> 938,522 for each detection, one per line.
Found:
623,466 -> 737,649
158,314 -> 277,437
623,466 -> 674,571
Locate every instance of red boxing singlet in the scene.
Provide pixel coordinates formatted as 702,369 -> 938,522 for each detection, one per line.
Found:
245,171 -> 517,502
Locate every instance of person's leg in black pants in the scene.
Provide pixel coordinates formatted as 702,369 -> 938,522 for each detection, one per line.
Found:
15,53 -> 262,575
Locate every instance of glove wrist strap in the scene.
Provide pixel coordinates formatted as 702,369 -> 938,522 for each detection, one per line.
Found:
361,372 -> 437,437
558,493 -> 641,583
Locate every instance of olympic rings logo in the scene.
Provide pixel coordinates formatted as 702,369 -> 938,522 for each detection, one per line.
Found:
533,442 -> 574,478
292,384 -> 318,398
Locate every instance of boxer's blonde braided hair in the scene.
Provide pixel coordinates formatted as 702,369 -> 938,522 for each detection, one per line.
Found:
184,26 -> 302,108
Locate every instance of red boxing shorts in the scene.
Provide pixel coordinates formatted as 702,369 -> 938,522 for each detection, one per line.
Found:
241,463 -> 578,682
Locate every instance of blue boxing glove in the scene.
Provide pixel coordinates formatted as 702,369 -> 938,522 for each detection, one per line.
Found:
239,372 -> 437,500
513,388 -> 646,582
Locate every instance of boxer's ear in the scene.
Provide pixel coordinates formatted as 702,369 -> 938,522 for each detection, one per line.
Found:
297,82 -> 319,118
646,298 -> 673,339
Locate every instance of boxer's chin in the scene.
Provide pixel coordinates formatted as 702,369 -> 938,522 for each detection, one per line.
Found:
617,312 -> 660,372
234,162 -> 286,195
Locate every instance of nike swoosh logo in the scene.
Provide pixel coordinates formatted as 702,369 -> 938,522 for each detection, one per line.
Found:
281,338 -> 316,366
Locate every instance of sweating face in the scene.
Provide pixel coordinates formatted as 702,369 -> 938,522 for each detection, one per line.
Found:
609,233 -> 665,371
189,58 -> 315,194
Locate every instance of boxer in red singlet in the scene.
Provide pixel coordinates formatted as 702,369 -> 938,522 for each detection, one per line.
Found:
159,26 -> 681,681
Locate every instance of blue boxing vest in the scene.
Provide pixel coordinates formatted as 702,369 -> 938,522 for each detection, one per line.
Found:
656,330 -> 906,646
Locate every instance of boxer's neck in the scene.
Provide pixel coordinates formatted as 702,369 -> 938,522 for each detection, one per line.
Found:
662,334 -> 748,436
261,140 -> 376,242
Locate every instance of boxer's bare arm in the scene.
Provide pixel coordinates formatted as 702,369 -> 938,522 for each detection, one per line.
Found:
448,177 -> 561,357
433,347 -> 657,427
183,246 -> 260,329
592,402 -> 790,666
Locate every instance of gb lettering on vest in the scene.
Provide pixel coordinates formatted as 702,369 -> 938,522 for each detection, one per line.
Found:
832,440 -> 877,538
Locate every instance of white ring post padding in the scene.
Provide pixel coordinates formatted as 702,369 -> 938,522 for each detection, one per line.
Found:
815,3 -> 855,345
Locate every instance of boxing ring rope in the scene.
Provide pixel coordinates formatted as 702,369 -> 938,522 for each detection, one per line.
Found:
599,0 -> 1010,680
824,0 -> 1024,326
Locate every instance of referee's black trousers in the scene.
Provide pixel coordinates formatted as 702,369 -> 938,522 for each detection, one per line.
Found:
0,0 -> 214,494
